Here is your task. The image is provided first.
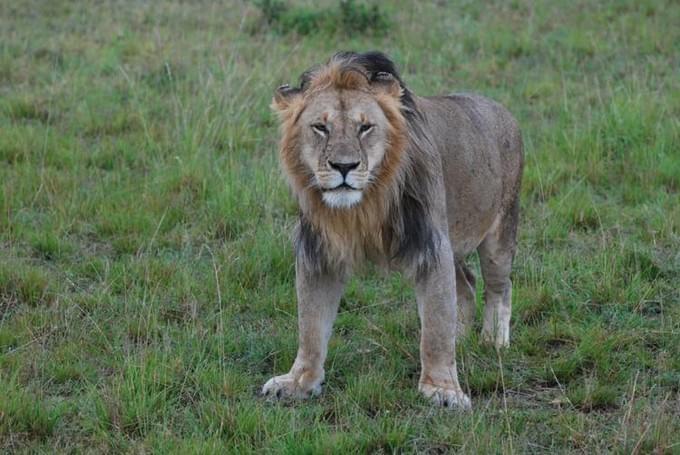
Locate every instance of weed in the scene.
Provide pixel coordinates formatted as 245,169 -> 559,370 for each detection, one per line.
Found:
252,0 -> 389,36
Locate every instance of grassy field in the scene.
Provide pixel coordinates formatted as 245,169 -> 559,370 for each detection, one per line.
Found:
1,0 -> 679,452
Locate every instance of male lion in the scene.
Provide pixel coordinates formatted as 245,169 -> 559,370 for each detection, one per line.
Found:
262,51 -> 523,410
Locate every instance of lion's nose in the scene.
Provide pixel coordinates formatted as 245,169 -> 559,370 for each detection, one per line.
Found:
328,160 -> 360,178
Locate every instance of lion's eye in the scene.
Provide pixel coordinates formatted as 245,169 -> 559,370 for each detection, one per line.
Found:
358,124 -> 374,136
311,124 -> 328,135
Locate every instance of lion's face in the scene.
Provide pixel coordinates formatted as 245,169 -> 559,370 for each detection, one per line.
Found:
297,90 -> 391,209
274,60 -> 407,216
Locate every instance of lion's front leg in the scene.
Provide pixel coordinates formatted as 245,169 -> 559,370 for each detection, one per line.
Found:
413,240 -> 472,410
262,260 -> 345,400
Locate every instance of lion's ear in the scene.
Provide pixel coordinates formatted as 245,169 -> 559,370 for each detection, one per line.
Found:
272,84 -> 302,113
370,72 -> 402,99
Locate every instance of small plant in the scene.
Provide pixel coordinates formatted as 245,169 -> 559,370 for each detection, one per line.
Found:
279,8 -> 325,36
339,0 -> 388,34
253,0 -> 288,25
251,0 -> 389,36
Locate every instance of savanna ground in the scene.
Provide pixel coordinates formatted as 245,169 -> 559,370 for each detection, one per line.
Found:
1,0 -> 679,452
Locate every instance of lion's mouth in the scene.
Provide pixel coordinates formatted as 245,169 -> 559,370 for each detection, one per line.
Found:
326,182 -> 358,191
321,184 -> 363,208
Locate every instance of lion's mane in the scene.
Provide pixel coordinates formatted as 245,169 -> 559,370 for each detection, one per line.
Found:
274,52 -> 440,276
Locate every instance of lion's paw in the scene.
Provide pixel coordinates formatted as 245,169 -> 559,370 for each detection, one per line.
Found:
261,373 -> 322,400
419,382 -> 472,410
481,327 -> 510,349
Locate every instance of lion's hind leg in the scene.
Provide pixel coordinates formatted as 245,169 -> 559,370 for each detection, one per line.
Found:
478,198 -> 519,348
455,259 -> 476,338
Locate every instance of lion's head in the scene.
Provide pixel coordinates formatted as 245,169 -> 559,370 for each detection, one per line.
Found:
272,52 -> 436,271
273,53 -> 409,210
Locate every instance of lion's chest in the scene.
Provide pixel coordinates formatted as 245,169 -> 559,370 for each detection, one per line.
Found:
320,220 -> 390,269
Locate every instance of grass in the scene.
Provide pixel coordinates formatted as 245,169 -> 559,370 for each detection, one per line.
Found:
1,0 -> 679,452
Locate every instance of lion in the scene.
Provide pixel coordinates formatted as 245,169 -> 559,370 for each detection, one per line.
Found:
262,51 -> 523,410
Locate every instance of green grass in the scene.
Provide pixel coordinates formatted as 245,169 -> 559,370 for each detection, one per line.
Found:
1,0 -> 679,452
